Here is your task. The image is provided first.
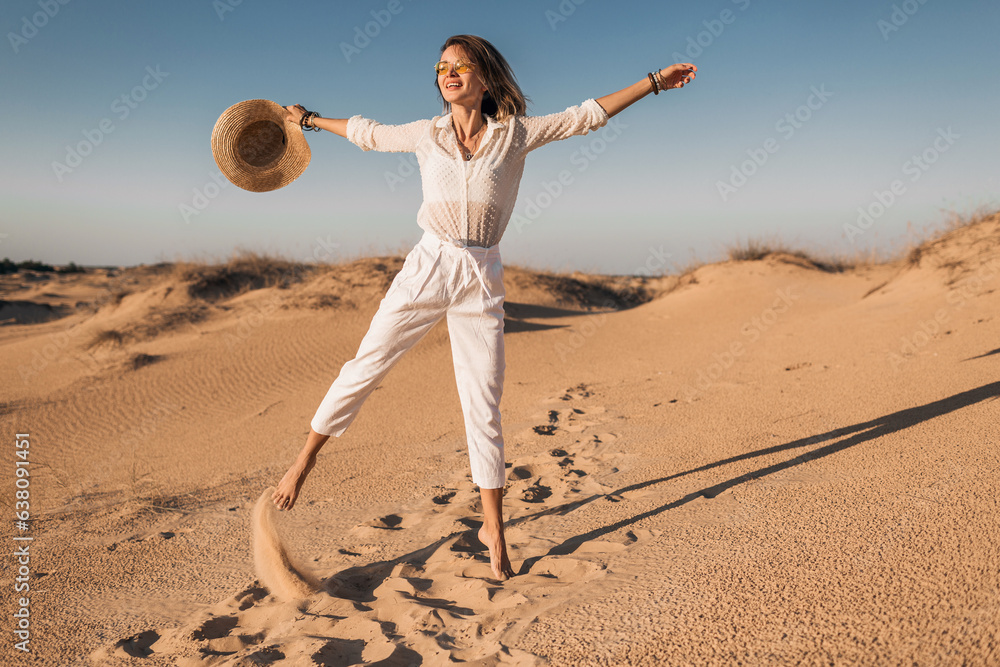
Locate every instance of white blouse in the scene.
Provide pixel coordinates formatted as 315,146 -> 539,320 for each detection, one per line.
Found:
346,98 -> 610,248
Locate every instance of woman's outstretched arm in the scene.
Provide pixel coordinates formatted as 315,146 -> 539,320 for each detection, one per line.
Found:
285,104 -> 430,152
595,63 -> 697,118
284,104 -> 348,138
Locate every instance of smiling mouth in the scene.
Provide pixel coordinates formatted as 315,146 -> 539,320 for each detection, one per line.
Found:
445,81 -> 462,89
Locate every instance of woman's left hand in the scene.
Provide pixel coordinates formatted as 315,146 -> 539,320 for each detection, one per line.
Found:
658,63 -> 697,90
284,104 -> 307,125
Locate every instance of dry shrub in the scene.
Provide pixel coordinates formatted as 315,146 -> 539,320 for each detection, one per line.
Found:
506,266 -> 655,311
89,328 -> 129,349
127,353 -> 161,370
127,303 -> 212,340
724,236 -> 890,273
176,248 -> 316,302
907,206 -> 999,262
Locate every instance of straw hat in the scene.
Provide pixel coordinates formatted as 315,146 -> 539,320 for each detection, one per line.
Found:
211,99 -> 311,192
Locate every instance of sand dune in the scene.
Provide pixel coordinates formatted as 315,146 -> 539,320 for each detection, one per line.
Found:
2,212 -> 998,665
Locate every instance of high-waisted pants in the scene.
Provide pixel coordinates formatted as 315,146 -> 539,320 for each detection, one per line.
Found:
310,231 -> 506,489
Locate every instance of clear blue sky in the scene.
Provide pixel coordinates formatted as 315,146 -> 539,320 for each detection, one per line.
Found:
2,0 -> 997,274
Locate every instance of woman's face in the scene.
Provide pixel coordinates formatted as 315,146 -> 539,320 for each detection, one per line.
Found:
437,45 -> 486,109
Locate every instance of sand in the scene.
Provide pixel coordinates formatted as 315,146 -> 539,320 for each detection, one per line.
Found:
1,214 -> 998,666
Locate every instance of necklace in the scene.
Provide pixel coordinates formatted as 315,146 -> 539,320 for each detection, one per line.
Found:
456,122 -> 485,161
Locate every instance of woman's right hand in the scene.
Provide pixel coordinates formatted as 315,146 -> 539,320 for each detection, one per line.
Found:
272,455 -> 316,511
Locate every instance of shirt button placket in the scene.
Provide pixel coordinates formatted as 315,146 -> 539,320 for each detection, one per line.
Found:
462,149 -> 471,244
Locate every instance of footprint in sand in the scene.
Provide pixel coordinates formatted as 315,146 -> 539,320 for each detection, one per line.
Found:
534,386 -> 609,437
312,638 -> 366,666
450,533 -> 482,553
573,530 -> 642,554
114,630 -> 159,658
190,615 -> 238,640
531,556 -> 606,581
509,465 -> 534,480
522,482 -> 553,503
432,490 -> 456,505
555,382 -> 593,401
189,613 -> 266,654
245,644 -> 285,664
367,514 -> 403,530
235,583 -> 268,611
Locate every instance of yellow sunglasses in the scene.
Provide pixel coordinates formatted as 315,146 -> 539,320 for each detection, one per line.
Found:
433,59 -> 475,75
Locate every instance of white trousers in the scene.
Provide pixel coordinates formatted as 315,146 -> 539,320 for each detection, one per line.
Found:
310,231 -> 507,489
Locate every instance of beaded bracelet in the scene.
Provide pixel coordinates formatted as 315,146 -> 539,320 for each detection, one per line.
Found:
647,72 -> 659,95
653,69 -> 664,92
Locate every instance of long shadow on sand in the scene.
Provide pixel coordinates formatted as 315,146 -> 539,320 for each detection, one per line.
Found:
322,382 -> 999,596
503,301 -> 615,334
516,380 -> 1000,572
963,347 -> 1000,361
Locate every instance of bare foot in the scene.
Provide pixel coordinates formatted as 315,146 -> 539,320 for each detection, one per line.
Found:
478,524 -> 515,580
271,456 -> 315,511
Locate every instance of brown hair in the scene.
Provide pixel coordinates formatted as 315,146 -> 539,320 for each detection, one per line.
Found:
435,34 -> 529,122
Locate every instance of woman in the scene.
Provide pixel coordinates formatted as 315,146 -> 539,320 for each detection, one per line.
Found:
272,34 -> 696,580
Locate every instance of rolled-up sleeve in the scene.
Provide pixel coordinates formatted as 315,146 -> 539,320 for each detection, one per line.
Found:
520,98 -> 610,154
346,116 -> 432,153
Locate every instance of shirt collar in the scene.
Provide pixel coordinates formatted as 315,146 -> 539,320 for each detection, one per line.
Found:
434,112 -> 506,130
